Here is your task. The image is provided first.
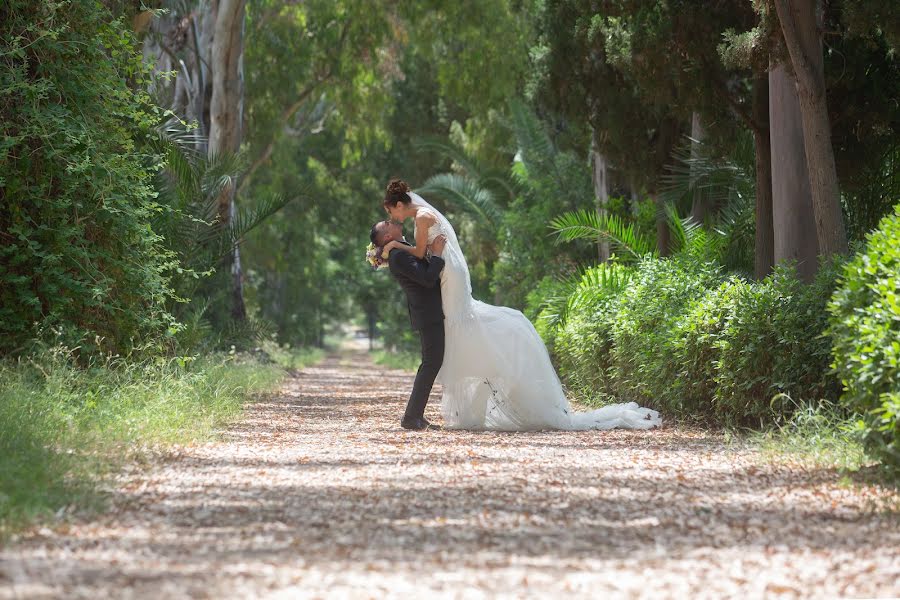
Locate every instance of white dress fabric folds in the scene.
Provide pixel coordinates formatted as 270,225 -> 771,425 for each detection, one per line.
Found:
409,192 -> 662,431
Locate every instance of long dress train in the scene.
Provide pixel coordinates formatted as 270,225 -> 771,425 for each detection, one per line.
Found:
409,192 -> 662,431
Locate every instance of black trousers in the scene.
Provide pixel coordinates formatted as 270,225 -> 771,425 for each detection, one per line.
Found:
404,321 -> 445,422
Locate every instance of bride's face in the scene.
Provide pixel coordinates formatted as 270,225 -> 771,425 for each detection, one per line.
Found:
385,202 -> 407,223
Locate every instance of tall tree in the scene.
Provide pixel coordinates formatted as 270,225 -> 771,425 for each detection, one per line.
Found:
590,132 -> 610,262
751,72 -> 774,279
769,64 -> 819,280
208,0 -> 248,320
771,0 -> 848,256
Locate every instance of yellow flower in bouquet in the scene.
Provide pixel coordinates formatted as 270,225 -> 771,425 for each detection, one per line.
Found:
365,242 -> 389,270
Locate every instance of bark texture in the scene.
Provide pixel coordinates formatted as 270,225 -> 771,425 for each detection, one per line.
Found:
689,112 -> 711,224
590,132 -> 610,262
208,0 -> 248,320
752,73 -> 775,280
773,0 -> 848,257
769,64 -> 818,281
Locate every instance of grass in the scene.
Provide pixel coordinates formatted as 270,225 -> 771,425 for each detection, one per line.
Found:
0,346 -> 287,539
371,349 -> 421,371
749,402 -> 873,473
260,340 -> 326,370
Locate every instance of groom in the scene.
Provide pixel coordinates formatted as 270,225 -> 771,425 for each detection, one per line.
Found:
370,220 -> 447,431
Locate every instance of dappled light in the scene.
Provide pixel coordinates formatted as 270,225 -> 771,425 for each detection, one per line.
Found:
3,352 -> 897,597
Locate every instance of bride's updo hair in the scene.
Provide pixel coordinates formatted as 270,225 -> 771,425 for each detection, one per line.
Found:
383,178 -> 412,209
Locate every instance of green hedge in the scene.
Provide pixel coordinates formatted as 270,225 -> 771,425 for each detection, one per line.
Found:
549,258 -> 840,426
0,1 -> 173,356
829,205 -> 900,471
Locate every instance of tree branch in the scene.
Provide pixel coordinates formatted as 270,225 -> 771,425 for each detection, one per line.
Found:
237,76 -> 331,194
236,17 -> 352,194
772,0 -> 820,96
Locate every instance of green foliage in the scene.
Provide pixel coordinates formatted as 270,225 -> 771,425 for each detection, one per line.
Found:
709,264 -> 840,425
371,349 -> 421,372
259,341 -> 325,371
0,347 -> 284,536
550,208 -> 656,261
492,100 -> 596,308
551,264 -> 633,403
406,0 -> 530,117
829,205 -> 900,472
418,171 -> 505,231
751,402 -> 869,472
151,126 -> 292,351
0,0 -> 176,356
546,257 -> 840,426
608,258 -> 722,408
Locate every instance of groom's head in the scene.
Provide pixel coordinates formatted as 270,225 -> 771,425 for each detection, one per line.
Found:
370,220 -> 402,247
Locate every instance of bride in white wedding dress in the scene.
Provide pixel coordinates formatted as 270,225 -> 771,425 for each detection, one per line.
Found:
381,179 -> 661,431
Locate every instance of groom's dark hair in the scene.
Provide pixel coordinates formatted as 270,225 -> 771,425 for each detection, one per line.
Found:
370,221 -> 385,245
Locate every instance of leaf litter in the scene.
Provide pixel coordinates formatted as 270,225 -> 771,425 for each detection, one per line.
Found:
1,351 -> 898,599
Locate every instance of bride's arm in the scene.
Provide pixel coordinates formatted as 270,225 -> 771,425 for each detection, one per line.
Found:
382,212 -> 435,259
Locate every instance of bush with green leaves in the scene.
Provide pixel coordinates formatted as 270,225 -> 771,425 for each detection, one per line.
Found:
608,258 -> 723,409
0,0 -> 174,356
709,264 -> 840,426
669,277 -> 745,419
829,205 -> 900,471
553,289 -> 620,403
546,257 -> 840,427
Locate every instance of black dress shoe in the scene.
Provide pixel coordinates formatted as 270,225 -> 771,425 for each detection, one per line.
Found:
400,417 -> 441,431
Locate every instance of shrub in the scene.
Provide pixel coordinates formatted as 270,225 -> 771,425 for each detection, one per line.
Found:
548,264 -> 634,401
670,277 -> 745,419
554,288 -> 621,403
547,256 -> 840,428
712,264 -> 840,426
0,1 -> 174,356
829,205 -> 900,471
608,257 -> 722,408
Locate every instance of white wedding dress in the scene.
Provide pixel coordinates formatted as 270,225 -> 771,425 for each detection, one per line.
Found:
409,192 -> 662,431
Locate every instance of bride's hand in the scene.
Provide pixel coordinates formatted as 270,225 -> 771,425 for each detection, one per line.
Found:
381,240 -> 401,258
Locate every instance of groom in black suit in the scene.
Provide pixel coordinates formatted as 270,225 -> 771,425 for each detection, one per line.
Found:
370,220 -> 447,431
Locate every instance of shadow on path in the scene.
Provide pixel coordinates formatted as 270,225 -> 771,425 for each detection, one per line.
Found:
2,351 -> 898,598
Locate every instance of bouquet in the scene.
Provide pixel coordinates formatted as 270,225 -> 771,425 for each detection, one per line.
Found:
365,242 -> 389,270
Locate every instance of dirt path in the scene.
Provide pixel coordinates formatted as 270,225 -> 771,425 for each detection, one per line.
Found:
2,351 -> 898,599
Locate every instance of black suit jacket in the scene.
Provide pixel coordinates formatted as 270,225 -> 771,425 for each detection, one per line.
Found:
388,244 -> 445,330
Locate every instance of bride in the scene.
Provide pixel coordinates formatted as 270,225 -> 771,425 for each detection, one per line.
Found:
380,178 -> 661,431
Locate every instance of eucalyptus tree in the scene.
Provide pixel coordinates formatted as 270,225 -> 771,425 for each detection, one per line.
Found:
770,0 -> 847,256
725,0 -> 900,272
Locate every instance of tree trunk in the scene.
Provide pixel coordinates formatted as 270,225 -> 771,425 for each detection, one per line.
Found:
773,0 -> 848,257
653,192 -> 671,257
590,132 -> 610,262
198,2 -> 218,152
769,64 -> 818,281
689,112 -> 710,224
208,0 -> 247,320
752,72 -> 774,280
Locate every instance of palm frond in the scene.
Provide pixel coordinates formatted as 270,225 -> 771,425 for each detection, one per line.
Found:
220,316 -> 276,347
660,134 -> 754,214
540,263 -> 633,329
414,137 -> 484,180
414,137 -> 516,203
549,208 -> 656,261
665,202 -> 726,261
417,174 -> 503,231
211,194 -> 294,261
507,98 -> 559,186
